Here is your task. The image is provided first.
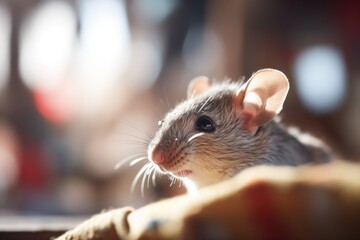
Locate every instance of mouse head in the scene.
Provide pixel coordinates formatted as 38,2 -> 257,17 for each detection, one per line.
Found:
188,69 -> 290,134
148,69 -> 289,189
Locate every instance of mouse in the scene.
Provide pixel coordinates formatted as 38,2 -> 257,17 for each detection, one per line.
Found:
147,68 -> 331,193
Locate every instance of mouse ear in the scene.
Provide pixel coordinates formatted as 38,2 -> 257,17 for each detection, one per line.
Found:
187,76 -> 212,98
236,68 -> 289,134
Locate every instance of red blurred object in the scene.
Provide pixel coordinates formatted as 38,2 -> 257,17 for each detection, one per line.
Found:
32,82 -> 76,125
18,140 -> 49,190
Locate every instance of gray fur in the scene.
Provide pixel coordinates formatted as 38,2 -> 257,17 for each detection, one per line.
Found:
148,81 -> 332,190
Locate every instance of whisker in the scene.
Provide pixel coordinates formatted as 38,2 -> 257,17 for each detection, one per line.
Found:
118,134 -> 152,144
130,156 -> 149,166
187,132 -> 205,142
114,132 -> 151,141
131,162 -> 152,194
146,165 -> 156,189
169,177 -> 173,187
141,164 -> 155,197
114,140 -> 149,147
114,153 -> 147,170
198,91 -> 216,113
151,167 -> 157,187
161,86 -> 172,110
140,166 -> 148,197
167,175 -> 172,187
169,176 -> 177,187
119,120 -> 154,140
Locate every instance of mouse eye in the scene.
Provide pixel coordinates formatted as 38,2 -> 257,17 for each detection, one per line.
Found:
158,120 -> 164,128
195,116 -> 215,133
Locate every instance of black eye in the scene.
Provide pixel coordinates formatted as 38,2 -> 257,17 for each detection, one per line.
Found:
195,116 -> 215,132
158,120 -> 164,128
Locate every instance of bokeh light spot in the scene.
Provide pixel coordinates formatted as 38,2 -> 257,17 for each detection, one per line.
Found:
294,45 -> 347,114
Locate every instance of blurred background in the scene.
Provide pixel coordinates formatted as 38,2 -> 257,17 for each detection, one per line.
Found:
0,0 -> 359,216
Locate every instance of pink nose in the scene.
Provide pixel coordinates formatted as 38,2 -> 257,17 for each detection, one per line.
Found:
151,148 -> 164,165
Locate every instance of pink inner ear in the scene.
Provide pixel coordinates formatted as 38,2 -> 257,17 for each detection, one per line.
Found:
236,68 -> 289,132
236,90 -> 261,134
243,91 -> 263,116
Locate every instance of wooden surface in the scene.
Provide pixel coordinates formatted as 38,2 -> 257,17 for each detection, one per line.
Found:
0,216 -> 87,240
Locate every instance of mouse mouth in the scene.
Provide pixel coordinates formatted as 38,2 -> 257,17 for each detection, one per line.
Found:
172,169 -> 192,177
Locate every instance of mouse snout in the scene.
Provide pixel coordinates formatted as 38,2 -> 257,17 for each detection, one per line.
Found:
151,147 -> 165,165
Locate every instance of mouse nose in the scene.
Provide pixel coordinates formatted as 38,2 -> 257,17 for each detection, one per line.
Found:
151,148 -> 164,165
